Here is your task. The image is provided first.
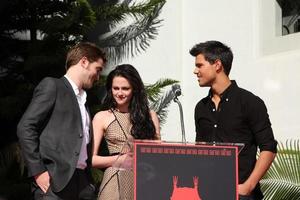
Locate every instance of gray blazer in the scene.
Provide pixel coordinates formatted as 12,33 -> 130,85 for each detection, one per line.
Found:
17,77 -> 93,192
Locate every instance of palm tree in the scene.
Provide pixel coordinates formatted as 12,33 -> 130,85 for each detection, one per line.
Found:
260,139 -> 300,200
0,0 -> 167,146
0,0 -> 172,199
146,78 -> 178,126
87,0 -> 166,64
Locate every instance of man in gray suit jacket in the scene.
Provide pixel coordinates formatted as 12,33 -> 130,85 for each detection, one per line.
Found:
17,42 -> 106,200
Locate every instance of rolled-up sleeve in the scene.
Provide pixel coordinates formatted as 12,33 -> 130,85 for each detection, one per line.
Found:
247,96 -> 277,153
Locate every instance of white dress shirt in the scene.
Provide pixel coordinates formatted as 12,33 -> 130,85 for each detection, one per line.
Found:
64,75 -> 90,169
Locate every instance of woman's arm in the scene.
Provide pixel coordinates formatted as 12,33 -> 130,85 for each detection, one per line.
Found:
92,111 -> 119,168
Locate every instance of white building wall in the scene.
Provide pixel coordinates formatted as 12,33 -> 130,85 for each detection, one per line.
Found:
124,0 -> 183,142
126,0 -> 300,142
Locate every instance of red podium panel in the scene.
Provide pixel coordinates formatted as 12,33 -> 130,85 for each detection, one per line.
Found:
134,141 -> 239,200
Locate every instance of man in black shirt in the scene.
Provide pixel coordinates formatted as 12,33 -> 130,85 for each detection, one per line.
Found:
189,40 -> 277,200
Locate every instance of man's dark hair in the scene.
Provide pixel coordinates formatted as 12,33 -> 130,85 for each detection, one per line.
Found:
65,42 -> 107,70
189,40 -> 233,75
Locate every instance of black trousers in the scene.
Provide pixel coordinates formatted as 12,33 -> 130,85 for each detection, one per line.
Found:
32,169 -> 95,200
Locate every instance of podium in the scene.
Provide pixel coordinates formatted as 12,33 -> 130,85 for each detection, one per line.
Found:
133,141 -> 243,200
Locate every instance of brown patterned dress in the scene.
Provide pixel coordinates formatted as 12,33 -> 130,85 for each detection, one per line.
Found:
98,110 -> 134,200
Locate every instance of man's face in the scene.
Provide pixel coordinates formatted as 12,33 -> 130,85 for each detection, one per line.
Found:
82,58 -> 104,89
193,54 -> 217,87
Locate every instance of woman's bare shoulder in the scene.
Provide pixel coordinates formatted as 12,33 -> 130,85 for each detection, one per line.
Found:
93,110 -> 115,128
149,110 -> 158,117
94,110 -> 110,118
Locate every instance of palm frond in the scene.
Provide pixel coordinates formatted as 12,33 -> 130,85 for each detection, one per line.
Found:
95,0 -> 165,26
149,89 -> 174,126
145,78 -> 178,126
95,0 -> 166,63
146,78 -> 178,102
260,139 -> 300,200
41,0 -> 96,38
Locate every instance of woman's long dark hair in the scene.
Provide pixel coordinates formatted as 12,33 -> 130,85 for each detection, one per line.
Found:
103,64 -> 156,139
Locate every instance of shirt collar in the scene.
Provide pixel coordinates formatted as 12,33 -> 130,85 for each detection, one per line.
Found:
64,75 -> 86,99
207,80 -> 238,100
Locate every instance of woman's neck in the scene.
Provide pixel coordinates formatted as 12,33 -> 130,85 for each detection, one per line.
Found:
115,105 -> 129,113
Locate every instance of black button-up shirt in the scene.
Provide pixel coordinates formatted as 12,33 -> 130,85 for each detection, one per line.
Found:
195,81 -> 277,197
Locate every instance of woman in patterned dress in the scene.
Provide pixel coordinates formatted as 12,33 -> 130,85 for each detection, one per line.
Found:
92,64 -> 160,200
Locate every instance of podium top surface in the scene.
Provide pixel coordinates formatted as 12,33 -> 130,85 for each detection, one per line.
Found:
133,140 -> 245,154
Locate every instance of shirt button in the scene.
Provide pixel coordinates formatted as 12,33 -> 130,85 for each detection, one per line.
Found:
79,133 -> 83,138
214,124 -> 217,128
212,108 -> 216,112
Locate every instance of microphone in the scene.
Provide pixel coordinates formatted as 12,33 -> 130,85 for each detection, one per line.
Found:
171,84 -> 186,143
172,84 -> 181,97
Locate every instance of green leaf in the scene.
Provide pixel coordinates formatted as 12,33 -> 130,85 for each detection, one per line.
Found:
146,78 -> 178,126
93,0 -> 166,63
261,139 -> 300,200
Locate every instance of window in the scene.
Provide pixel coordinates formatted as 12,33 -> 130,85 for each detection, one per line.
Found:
277,0 -> 300,36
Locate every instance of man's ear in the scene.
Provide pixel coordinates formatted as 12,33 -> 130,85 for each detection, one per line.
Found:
80,56 -> 89,68
215,59 -> 223,73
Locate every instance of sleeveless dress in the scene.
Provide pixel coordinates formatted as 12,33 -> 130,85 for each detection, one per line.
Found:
98,110 -> 134,200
